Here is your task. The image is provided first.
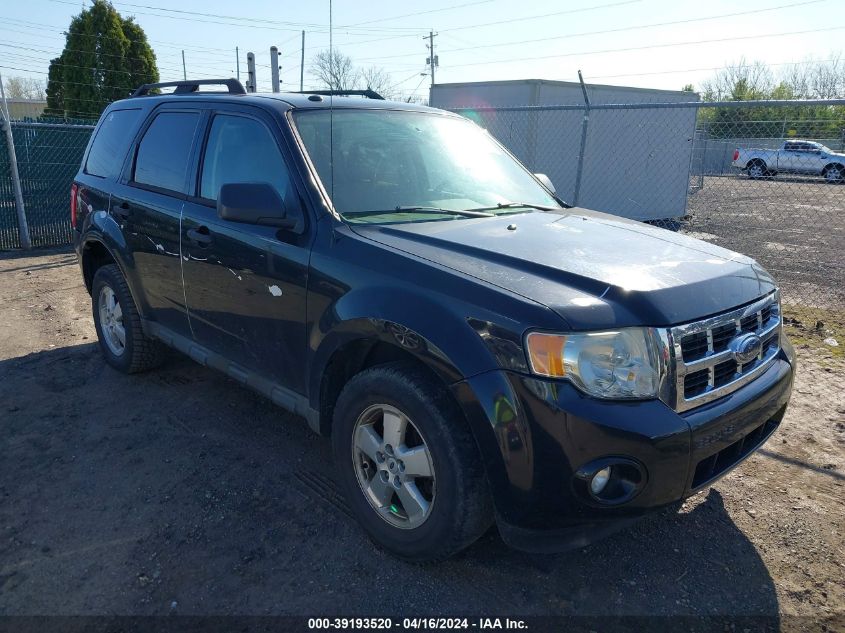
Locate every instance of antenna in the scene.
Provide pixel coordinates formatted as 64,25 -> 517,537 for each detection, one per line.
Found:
329,0 -> 334,207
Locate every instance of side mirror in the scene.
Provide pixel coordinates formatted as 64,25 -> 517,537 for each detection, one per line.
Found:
217,182 -> 303,230
534,173 -> 556,194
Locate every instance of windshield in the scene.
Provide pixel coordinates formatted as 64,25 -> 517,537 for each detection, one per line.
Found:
291,109 -> 559,223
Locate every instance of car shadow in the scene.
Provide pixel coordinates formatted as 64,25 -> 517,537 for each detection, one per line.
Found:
0,343 -> 780,620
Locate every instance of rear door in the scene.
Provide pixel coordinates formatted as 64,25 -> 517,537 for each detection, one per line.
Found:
180,105 -> 312,393
781,141 -> 818,173
109,105 -> 204,336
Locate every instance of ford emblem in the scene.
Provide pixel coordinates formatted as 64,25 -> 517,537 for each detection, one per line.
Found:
729,332 -> 763,364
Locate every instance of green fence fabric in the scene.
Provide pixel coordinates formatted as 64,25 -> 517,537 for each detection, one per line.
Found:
0,120 -> 95,250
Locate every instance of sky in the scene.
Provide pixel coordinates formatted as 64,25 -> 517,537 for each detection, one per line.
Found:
2,0 -> 843,105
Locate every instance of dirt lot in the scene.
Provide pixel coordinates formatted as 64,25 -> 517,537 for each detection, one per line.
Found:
685,175 -> 845,311
1,248 -> 844,625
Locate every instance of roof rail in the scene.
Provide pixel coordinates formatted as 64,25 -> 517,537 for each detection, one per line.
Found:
296,89 -> 385,100
131,78 -> 246,97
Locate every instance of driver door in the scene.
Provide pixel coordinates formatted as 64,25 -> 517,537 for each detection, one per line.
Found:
180,106 -> 312,394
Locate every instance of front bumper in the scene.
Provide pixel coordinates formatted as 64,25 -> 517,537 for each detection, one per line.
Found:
451,343 -> 794,553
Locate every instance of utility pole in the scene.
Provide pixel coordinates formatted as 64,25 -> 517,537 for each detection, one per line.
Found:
181,50 -> 187,80
0,72 -> 31,249
236,46 -> 240,81
270,46 -> 280,92
300,30 -> 305,92
247,52 -> 256,92
423,30 -> 438,87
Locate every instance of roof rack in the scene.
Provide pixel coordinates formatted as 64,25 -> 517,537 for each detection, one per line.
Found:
131,78 -> 246,97
295,89 -> 385,100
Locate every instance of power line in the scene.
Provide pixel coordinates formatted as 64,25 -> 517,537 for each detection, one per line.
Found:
356,0 -> 826,62
342,0 -> 493,28
440,0 -> 641,33
46,0 -> 428,34
432,25 -> 845,71
1,15 -> 246,59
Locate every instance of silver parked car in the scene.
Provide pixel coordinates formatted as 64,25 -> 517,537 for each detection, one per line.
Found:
733,140 -> 845,183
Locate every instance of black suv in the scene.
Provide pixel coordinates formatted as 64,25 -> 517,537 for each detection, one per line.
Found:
72,79 -> 794,561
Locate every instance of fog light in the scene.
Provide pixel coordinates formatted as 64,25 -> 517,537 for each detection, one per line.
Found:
590,466 -> 612,495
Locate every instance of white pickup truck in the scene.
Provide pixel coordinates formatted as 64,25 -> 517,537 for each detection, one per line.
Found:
732,140 -> 844,183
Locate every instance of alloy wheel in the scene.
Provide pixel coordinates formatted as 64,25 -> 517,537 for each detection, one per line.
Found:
98,285 -> 126,356
351,403 -> 435,529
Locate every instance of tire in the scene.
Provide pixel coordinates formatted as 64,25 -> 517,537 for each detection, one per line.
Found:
823,163 -> 844,183
91,264 -> 165,374
747,160 -> 768,179
332,362 -> 493,562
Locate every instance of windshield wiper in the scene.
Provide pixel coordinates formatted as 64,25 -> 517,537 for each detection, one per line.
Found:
345,206 -> 494,218
463,202 -> 559,213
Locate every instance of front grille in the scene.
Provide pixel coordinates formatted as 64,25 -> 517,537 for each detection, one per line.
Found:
671,292 -> 781,412
691,418 -> 779,488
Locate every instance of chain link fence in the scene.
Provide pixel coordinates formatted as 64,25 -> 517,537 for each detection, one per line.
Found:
451,99 -> 845,316
0,119 -> 94,250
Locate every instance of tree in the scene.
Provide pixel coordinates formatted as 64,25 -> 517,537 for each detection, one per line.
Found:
360,65 -> 394,99
681,83 -> 695,93
311,49 -> 358,92
695,57 -> 845,139
700,59 -> 774,102
3,76 -> 46,100
45,0 -> 158,119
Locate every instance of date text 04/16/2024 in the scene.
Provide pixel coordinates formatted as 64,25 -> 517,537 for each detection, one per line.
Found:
307,618 -> 528,630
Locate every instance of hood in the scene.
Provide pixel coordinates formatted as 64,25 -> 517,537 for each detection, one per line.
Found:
349,209 -> 776,329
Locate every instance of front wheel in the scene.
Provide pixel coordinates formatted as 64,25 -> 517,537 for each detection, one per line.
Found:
332,362 -> 493,562
823,164 -> 844,183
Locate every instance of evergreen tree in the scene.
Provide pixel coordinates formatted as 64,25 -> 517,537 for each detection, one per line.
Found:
45,0 -> 158,120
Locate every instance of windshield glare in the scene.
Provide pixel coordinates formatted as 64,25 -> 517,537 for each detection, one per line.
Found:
292,109 -> 558,223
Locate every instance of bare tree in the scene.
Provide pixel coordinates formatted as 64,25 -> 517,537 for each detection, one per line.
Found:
696,56 -> 845,101
3,76 -> 46,100
360,65 -> 394,99
807,53 -> 845,99
311,49 -> 359,92
700,58 -> 774,101
782,62 -> 812,99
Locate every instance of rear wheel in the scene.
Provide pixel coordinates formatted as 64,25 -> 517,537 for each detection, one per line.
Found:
332,362 -> 493,562
92,264 -> 165,373
747,160 -> 768,179
823,164 -> 844,183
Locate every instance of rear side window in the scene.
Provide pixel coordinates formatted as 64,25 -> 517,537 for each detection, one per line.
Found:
134,111 -> 200,193
85,109 -> 142,179
200,114 -> 289,201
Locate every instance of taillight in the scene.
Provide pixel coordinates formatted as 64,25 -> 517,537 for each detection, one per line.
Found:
733,149 -> 739,161
70,183 -> 78,229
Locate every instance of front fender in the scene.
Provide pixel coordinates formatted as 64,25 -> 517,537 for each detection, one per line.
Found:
308,285 -> 500,408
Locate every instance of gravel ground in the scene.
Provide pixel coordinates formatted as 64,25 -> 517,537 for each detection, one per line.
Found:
0,248 -> 843,625
685,174 -> 845,310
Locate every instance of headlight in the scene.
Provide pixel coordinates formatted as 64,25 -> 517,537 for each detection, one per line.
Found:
525,328 -> 666,399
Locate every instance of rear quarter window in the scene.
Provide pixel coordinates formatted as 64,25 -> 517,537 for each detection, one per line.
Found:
85,109 -> 143,179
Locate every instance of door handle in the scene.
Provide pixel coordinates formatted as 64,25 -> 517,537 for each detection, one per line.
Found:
113,201 -> 131,219
186,226 -> 212,246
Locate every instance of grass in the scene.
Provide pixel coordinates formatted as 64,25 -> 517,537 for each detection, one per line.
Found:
782,304 -> 844,364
